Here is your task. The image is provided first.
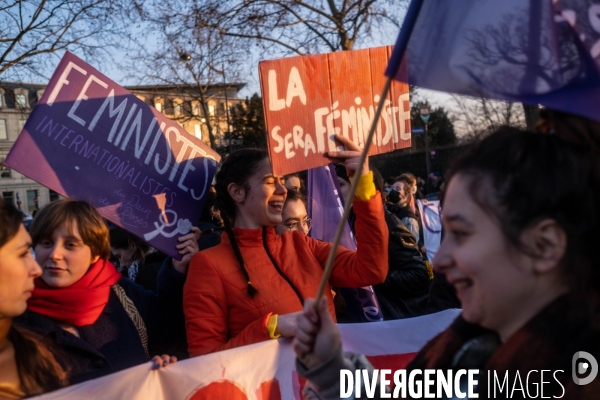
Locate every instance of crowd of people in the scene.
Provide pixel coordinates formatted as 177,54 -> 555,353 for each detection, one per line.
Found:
1,112 -> 599,398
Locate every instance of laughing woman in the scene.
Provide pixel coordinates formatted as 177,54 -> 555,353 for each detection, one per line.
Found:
15,199 -> 196,384
184,135 -> 389,357
293,126 -> 600,399
0,199 -> 67,399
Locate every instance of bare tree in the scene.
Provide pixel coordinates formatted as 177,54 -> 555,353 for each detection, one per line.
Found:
125,8 -> 246,150
451,95 -> 526,140
0,0 -> 134,81
130,0 -> 405,152
157,0 -> 404,56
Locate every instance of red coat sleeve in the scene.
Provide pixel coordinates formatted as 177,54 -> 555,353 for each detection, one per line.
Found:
308,192 -> 389,287
184,252 -> 272,357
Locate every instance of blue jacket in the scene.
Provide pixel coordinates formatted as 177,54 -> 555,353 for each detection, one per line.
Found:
15,259 -> 186,385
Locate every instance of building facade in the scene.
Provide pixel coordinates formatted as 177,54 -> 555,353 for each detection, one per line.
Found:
124,83 -> 245,149
0,82 -> 244,213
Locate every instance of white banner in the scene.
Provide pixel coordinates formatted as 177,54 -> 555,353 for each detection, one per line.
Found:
417,200 -> 442,261
34,310 -> 460,400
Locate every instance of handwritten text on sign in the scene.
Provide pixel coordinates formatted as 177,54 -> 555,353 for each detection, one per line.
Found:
259,46 -> 410,176
5,52 -> 220,259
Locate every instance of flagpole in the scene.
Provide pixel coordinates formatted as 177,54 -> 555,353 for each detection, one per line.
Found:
314,0 -> 426,307
385,0 -> 425,77
313,76 -> 392,304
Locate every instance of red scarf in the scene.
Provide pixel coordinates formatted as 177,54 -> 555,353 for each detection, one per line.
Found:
28,259 -> 122,327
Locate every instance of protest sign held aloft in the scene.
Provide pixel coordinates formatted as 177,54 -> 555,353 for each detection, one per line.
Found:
259,46 -> 411,176
5,52 -> 220,259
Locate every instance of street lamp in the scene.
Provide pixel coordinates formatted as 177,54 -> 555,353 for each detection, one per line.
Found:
419,104 -> 431,178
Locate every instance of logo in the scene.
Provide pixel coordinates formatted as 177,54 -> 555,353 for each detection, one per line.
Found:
572,351 -> 598,385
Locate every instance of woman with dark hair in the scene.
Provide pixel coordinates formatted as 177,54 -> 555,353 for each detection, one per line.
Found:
109,226 -> 168,292
399,172 -> 424,200
275,189 -> 311,236
284,173 -> 306,195
16,199 -> 195,384
184,135 -> 389,357
387,176 -> 420,243
293,125 -> 600,399
398,172 -> 426,252
0,198 -> 67,398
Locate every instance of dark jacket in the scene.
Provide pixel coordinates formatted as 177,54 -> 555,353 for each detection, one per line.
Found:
298,295 -> 600,400
133,251 -> 167,292
373,211 -> 432,320
15,259 -> 186,385
408,295 -> 600,399
196,221 -> 223,251
386,203 -> 422,246
425,271 -> 461,313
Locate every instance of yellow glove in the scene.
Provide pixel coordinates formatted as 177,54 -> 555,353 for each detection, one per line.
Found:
351,171 -> 376,201
267,314 -> 281,339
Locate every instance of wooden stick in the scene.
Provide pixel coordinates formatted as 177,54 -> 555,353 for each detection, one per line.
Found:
312,0 -> 426,308
314,75 -> 393,305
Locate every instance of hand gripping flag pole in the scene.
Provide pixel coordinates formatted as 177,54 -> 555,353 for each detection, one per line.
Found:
313,0 -> 425,306
312,77 -> 392,305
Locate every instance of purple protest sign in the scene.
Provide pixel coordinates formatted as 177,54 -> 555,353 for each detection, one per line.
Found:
5,52 -> 220,259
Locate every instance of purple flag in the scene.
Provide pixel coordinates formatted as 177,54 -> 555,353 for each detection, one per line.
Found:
386,0 -> 600,123
307,165 -> 384,323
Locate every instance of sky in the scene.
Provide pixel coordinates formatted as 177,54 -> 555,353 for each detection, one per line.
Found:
95,3 -> 456,113
223,13 -> 456,113
11,4 -> 467,135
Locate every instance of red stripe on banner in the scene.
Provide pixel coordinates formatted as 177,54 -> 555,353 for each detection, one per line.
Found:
366,353 -> 418,393
366,352 -> 418,370
189,379 -> 283,400
291,352 -> 418,399
293,370 -> 308,400
188,380 -> 249,400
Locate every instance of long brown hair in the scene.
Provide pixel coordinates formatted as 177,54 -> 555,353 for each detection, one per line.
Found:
396,175 -> 416,213
8,326 -> 68,396
0,198 -> 68,395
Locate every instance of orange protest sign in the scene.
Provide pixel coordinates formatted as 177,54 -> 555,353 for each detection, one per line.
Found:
259,46 -> 410,176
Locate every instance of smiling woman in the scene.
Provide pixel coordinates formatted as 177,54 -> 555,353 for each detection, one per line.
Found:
292,121 -> 600,399
184,134 -> 390,357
